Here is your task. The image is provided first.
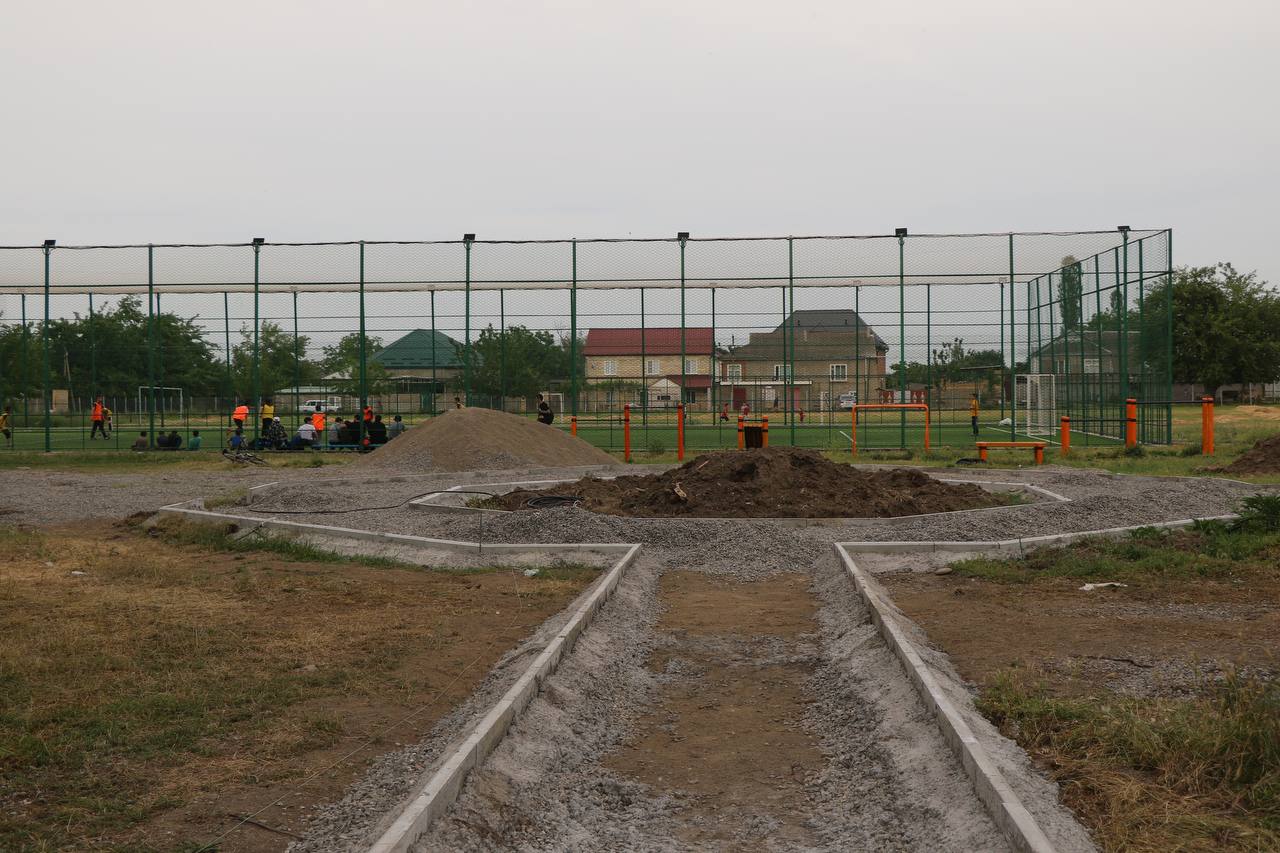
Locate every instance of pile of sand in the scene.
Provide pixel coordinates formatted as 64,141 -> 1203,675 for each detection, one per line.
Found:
1221,433 -> 1280,475
352,408 -> 617,473
497,447 -> 1005,518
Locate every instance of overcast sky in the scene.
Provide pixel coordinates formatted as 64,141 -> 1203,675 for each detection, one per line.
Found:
3,0 -> 1276,285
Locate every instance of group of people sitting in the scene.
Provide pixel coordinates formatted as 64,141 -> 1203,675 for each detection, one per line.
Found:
131,429 -> 203,451
227,412 -> 407,452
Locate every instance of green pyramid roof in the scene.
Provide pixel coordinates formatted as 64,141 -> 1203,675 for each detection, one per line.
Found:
372,329 -> 464,369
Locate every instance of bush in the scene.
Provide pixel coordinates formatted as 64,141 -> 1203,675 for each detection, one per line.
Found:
647,440 -> 666,456
1230,494 -> 1280,533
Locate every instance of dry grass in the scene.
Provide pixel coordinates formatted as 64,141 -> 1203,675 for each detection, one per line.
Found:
981,672 -> 1280,852
0,520 -> 596,852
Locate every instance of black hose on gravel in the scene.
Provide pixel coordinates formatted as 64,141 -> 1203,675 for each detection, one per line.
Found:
524,495 -> 584,510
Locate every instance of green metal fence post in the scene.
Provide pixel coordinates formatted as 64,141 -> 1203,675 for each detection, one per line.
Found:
147,245 -> 156,447
1095,258 -> 1104,440
42,240 -> 53,452
999,280 -> 1005,422
463,234 -> 473,406
1008,234 -> 1016,440
897,229 -> 906,447
640,287 -> 647,427
430,289 -> 437,416
678,233 -> 687,415
710,286 -> 717,438
854,286 -> 861,440
251,238 -> 263,446
499,288 -> 506,411
570,239 -> 577,417
292,290 -> 300,431
1136,238 -> 1145,441
88,293 -> 96,408
1120,229 -> 1130,404
788,237 -> 796,444
21,293 -> 29,428
925,277 -> 931,448
358,240 -> 367,444
1165,230 -> 1174,442
223,291 -> 232,434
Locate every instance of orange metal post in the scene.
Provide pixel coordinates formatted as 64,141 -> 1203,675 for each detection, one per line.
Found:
1201,396 -> 1215,455
978,445 -> 989,462
570,415 -> 577,437
623,404 -> 631,463
1060,416 -> 1071,456
762,416 -> 769,448
850,406 -> 857,455
676,403 -> 685,461
737,415 -> 744,450
1034,445 -> 1045,465
1125,398 -> 1138,448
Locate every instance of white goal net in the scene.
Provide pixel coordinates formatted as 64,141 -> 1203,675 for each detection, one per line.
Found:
1015,374 -> 1056,437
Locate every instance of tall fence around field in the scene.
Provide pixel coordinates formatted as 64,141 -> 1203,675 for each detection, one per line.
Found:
0,230 -> 1173,452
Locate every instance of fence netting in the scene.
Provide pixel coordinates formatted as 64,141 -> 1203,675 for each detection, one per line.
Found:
0,230 -> 1173,452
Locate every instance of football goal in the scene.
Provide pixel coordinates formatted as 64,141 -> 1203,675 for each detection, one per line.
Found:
1015,374 -> 1056,437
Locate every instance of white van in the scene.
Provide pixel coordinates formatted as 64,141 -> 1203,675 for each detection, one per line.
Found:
299,397 -> 342,414
837,391 -> 858,410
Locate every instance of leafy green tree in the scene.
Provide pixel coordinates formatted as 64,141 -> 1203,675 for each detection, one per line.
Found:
1143,264 -> 1280,395
231,322 -> 320,402
468,325 -> 570,399
1058,256 -> 1083,330
317,332 -> 390,396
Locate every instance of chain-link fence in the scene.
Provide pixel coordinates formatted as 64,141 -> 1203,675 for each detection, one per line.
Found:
0,229 -> 1172,453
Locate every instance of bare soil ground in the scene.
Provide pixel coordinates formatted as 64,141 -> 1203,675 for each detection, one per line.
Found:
605,571 -> 824,848
1221,433 -> 1280,475
351,407 -> 616,474
882,572 -> 1279,699
0,519 -> 595,853
497,447 -> 1005,518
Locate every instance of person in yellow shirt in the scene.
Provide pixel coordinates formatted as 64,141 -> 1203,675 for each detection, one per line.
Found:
969,393 -> 980,436
0,405 -> 11,448
261,398 -> 275,434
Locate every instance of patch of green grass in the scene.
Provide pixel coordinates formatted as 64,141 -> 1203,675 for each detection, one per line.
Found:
979,671 -> 1280,852
152,519 -> 415,570
952,521 -> 1280,585
204,488 -> 249,509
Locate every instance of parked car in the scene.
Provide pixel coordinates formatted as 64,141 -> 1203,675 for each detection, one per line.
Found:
837,392 -> 858,410
299,398 -> 342,414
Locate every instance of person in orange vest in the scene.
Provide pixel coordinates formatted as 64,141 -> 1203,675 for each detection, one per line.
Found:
233,403 -> 249,430
311,406 -> 326,442
90,396 -> 107,440
363,404 -> 373,424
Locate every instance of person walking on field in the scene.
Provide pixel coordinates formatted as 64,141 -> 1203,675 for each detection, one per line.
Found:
261,398 -> 275,434
233,403 -> 248,431
970,393 -> 980,436
720,402 -> 730,422
0,405 -> 11,448
90,396 -> 107,440
102,404 -> 113,438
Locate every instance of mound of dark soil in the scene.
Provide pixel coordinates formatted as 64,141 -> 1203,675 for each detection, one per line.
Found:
496,447 -> 1005,518
1221,433 -> 1280,475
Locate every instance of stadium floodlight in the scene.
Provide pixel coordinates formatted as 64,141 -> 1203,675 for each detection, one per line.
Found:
895,227 -> 908,237
251,237 -> 265,245
677,231 -> 690,240
1117,225 -> 1130,233
43,239 -> 56,248
463,233 -> 476,242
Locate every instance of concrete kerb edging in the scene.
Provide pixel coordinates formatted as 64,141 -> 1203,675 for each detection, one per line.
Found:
838,513 -> 1240,554
155,501 -> 634,557
834,543 -> 1057,853
363,542 -> 643,853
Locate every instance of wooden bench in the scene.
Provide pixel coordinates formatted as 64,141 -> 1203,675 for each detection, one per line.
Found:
975,441 -> 1047,465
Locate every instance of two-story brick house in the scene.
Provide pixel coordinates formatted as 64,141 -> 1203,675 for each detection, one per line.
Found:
718,309 -> 888,411
582,327 -> 715,408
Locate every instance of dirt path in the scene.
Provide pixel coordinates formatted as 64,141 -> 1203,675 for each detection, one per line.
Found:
605,571 -> 823,848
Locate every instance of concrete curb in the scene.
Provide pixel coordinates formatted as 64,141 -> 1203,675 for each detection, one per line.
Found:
835,544 -> 1057,853
363,543 -> 643,853
838,513 -> 1239,554
156,501 -> 635,557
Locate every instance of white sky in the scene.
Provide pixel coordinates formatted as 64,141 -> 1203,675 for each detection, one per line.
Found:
2,0 -> 1276,286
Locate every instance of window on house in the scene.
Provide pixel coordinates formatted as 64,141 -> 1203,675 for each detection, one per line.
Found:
1083,358 -> 1100,374
684,358 -> 698,374
829,363 -> 848,381
646,358 -> 660,376
601,360 -> 618,377
725,363 -> 743,382
773,364 -> 793,380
